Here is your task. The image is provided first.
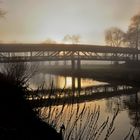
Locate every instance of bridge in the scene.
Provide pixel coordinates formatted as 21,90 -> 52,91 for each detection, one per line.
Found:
0,43 -> 140,69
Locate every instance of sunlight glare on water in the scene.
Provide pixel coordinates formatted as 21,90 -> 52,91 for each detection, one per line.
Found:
29,73 -> 108,90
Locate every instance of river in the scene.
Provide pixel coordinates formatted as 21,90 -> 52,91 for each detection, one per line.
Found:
29,71 -> 140,140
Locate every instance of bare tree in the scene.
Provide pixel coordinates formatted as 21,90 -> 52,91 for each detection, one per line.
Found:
0,7 -> 6,18
105,27 -> 126,47
1,62 -> 38,87
63,34 -> 80,44
43,38 -> 57,44
126,13 -> 140,49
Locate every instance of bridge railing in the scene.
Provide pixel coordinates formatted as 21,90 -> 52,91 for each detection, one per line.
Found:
0,55 -> 132,63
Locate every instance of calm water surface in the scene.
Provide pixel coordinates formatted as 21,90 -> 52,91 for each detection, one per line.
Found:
29,72 -> 140,140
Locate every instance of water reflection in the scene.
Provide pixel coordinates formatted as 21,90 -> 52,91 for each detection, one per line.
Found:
29,72 -> 140,139
104,91 -> 140,138
123,92 -> 140,129
39,89 -> 140,139
38,93 -> 140,140
105,91 -> 140,125
29,73 -> 107,90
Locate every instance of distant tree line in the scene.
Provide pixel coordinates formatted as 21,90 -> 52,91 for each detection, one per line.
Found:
44,34 -> 81,44
0,8 -> 6,18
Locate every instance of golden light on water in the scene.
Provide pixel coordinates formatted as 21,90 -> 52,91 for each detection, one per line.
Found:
56,76 -> 107,89
57,77 -> 72,88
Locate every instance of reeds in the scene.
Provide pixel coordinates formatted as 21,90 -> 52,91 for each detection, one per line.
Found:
26,78 -> 140,140
37,89 -> 120,140
124,127 -> 140,140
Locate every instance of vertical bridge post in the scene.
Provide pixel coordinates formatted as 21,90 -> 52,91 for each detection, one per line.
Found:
77,59 -> 81,70
71,59 -> 75,70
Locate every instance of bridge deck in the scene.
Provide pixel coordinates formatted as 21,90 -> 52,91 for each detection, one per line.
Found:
0,44 -> 139,62
0,43 -> 139,54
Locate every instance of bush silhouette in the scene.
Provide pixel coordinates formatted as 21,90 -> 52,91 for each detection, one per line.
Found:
0,73 -> 62,140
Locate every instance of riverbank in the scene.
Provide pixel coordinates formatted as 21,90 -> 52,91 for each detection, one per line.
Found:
0,73 -> 62,140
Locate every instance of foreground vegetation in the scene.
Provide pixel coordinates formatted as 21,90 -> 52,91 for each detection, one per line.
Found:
0,63 -> 62,140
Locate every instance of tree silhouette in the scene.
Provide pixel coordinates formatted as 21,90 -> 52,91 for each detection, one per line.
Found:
63,34 -> 80,44
126,13 -> 140,49
2,62 -> 37,87
105,27 -> 126,47
0,8 -> 6,18
43,38 -> 57,44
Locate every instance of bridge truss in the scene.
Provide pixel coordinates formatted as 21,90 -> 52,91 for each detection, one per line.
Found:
0,44 -> 139,63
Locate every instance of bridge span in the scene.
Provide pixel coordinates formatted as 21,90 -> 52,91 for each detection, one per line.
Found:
0,43 -> 140,68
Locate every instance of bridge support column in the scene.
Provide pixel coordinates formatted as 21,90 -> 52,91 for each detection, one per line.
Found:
77,59 -> 81,70
71,59 -> 75,70
136,54 -> 138,61
71,59 -> 81,70
64,60 -> 66,66
133,54 -> 138,61
30,51 -> 32,57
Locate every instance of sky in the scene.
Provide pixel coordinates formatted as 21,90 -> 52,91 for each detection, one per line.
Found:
0,0 -> 140,44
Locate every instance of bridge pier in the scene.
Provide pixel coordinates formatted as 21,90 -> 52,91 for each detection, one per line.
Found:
77,59 -> 81,70
71,59 -> 81,70
71,59 -> 75,70
133,54 -> 138,61
30,51 -> 32,57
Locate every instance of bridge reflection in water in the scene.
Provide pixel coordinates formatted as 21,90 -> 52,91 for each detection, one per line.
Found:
27,76 -> 138,108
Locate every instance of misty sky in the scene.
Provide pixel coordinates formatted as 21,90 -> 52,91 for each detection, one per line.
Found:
0,0 -> 140,44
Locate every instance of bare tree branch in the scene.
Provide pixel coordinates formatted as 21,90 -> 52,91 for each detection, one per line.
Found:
126,12 -> 140,49
105,27 -> 126,47
63,34 -> 81,44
